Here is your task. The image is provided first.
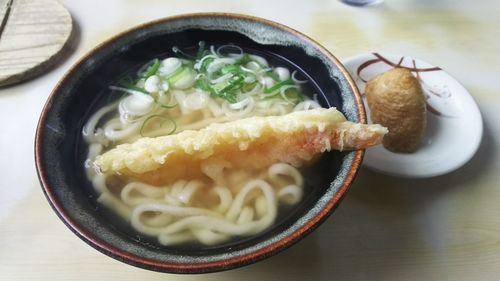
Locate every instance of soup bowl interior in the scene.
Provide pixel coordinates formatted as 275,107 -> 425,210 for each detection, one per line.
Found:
35,13 -> 365,273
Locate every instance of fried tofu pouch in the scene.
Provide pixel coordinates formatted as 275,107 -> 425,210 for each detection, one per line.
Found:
365,68 -> 426,153
95,108 -> 387,185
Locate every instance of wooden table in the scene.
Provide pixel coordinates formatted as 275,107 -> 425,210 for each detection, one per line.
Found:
1,1 -> 499,280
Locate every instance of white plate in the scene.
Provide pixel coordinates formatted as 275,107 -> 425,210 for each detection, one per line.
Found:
343,53 -> 483,178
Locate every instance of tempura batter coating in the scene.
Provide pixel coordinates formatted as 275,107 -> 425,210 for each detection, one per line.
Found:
365,68 -> 426,153
95,108 -> 387,185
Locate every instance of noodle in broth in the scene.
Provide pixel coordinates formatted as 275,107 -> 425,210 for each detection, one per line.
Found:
83,43 -> 321,246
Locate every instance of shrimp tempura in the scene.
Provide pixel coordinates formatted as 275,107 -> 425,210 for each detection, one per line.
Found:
95,108 -> 387,185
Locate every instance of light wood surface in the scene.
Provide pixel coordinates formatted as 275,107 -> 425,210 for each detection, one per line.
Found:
1,1 -> 499,280
0,0 -> 72,86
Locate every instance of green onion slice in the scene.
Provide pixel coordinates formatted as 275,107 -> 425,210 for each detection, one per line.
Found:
137,59 -> 160,78
264,79 -> 294,94
154,95 -> 177,109
172,46 -> 195,59
140,114 -> 176,137
196,41 -> 207,59
166,67 -> 190,84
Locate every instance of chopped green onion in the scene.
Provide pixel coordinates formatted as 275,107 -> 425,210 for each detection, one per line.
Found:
117,77 -> 149,95
140,114 -> 176,137
236,54 -> 253,66
164,65 -> 184,79
220,64 -> 240,75
241,82 -> 257,93
166,66 -> 189,84
196,41 -> 207,59
200,57 -> 215,73
198,49 -> 211,60
137,59 -> 160,78
172,46 -> 195,59
281,87 -> 305,104
195,78 -> 212,92
110,85 -> 148,95
130,85 -> 149,94
112,43 -> 308,110
217,76 -> 244,99
266,70 -> 280,81
107,87 -> 128,104
154,93 -> 177,109
264,79 -> 294,94
195,74 -> 244,103
155,98 -> 177,109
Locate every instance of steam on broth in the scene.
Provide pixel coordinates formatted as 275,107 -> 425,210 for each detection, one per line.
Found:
82,42 -> 386,246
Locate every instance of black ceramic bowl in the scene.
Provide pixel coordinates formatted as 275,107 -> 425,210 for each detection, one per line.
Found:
35,13 -> 365,273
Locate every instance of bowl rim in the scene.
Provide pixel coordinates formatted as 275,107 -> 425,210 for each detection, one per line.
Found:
35,12 -> 366,273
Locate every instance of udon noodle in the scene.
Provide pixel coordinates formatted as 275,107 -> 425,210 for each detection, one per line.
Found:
83,43 -> 320,246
